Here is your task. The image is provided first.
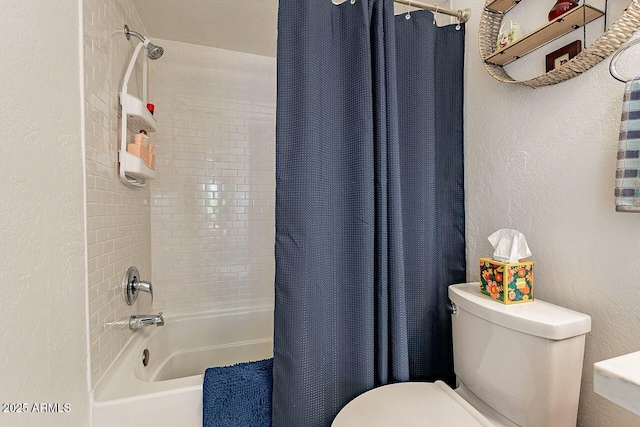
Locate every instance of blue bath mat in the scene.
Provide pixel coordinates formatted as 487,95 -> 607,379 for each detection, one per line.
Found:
203,358 -> 273,427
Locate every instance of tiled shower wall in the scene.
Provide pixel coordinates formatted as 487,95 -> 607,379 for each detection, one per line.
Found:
84,0 -> 152,387
149,40 -> 276,310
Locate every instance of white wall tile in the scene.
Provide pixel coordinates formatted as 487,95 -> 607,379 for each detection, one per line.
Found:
149,39 -> 275,311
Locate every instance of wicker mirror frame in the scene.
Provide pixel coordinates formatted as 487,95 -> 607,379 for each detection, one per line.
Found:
479,0 -> 640,87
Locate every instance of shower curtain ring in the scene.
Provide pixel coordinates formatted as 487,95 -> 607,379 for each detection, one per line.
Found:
406,0 -> 412,19
433,5 -> 438,25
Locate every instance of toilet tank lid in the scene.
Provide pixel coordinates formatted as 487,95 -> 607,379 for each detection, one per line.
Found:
449,283 -> 591,340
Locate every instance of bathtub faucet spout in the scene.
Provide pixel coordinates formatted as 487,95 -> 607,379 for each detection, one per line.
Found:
129,312 -> 164,330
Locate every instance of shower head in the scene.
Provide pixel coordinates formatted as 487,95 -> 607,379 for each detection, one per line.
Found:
124,25 -> 164,60
146,42 -> 164,60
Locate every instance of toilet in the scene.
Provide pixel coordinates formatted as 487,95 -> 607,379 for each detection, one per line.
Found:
333,282 -> 592,427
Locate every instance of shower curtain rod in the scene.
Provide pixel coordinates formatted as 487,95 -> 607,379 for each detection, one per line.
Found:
394,0 -> 471,23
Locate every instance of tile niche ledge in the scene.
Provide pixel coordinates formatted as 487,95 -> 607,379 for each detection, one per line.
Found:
594,351 -> 640,416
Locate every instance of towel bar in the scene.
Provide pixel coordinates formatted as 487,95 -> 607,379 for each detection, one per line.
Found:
610,37 -> 640,82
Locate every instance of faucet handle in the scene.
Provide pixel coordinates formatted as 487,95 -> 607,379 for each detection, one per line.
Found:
122,266 -> 154,305
135,280 -> 153,304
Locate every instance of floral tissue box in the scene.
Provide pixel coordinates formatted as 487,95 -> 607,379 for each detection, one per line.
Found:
479,258 -> 534,304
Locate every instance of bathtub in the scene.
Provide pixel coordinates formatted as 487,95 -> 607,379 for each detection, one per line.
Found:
92,306 -> 273,427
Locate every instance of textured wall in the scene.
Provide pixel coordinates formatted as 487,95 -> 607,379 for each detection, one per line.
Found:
84,0 -> 153,387
149,40 -> 276,310
0,0 -> 90,426
458,0 -> 640,425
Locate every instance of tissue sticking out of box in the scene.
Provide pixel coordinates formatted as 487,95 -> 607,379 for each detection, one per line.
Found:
488,229 -> 532,263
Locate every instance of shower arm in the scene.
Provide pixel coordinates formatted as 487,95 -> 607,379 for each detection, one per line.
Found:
124,25 -> 146,43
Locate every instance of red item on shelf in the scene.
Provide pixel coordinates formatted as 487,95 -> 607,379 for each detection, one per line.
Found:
548,0 -> 579,21
146,103 -> 155,115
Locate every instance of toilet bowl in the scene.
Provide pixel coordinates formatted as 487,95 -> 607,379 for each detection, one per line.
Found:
332,381 -> 496,426
333,283 -> 592,427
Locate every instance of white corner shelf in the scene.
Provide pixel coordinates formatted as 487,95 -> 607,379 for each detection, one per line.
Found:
119,150 -> 156,182
120,92 -> 157,133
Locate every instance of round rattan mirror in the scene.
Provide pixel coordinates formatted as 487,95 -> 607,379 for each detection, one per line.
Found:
479,0 -> 640,87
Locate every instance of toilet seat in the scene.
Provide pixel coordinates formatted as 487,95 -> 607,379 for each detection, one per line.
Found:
332,381 -> 494,427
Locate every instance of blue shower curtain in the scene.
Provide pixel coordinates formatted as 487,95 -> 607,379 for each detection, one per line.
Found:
273,1 -> 465,425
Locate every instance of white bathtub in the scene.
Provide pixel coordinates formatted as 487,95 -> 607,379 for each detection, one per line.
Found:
92,306 -> 274,427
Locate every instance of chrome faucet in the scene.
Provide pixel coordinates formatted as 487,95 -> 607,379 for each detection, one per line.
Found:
122,266 -> 154,305
129,312 -> 164,330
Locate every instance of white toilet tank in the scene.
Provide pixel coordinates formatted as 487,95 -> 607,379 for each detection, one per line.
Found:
449,283 -> 591,427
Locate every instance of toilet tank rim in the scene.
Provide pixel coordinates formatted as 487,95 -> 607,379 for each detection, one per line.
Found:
448,283 -> 591,340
